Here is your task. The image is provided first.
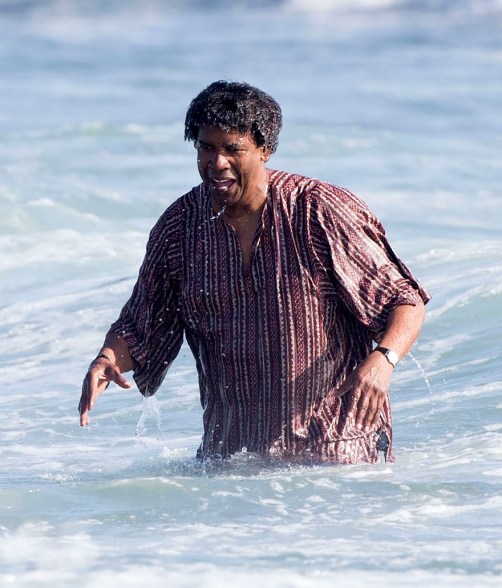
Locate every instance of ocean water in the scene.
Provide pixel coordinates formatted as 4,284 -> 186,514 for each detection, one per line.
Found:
1,0 -> 502,586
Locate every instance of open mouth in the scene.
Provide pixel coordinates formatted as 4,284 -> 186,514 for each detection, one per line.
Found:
210,178 -> 235,192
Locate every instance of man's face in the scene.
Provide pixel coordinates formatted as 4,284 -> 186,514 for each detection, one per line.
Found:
196,126 -> 270,212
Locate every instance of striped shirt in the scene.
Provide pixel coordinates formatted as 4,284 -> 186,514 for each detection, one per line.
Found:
110,170 -> 430,463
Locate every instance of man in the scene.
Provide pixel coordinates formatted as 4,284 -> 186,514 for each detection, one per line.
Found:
79,81 -> 430,464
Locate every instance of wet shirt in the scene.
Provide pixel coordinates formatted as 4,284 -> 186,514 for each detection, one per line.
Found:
109,170 -> 430,463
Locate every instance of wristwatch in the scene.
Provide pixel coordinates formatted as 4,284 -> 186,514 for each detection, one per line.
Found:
374,346 -> 399,367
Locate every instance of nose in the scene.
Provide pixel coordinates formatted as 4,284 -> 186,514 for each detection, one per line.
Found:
210,151 -> 230,170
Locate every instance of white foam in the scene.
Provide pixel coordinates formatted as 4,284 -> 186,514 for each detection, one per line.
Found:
1,5 -> 502,586
285,0 -> 398,12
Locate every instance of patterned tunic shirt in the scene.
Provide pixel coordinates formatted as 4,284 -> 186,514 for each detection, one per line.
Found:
109,170 -> 430,463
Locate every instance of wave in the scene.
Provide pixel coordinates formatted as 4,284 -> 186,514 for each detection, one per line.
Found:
1,0 -> 502,20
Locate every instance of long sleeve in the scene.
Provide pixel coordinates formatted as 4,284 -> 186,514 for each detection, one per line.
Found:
108,202 -> 185,396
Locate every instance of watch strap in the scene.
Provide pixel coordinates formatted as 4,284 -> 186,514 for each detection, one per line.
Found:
374,346 -> 398,367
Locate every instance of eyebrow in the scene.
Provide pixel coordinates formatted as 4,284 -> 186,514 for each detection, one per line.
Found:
197,140 -> 245,150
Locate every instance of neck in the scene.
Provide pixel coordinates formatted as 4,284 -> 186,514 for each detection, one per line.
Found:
224,189 -> 268,220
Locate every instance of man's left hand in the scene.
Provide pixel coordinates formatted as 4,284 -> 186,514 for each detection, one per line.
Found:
335,352 -> 394,433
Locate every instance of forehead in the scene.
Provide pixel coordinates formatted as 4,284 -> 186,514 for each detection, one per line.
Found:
197,126 -> 257,147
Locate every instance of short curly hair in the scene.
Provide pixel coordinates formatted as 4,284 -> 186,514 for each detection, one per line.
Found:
184,81 -> 282,154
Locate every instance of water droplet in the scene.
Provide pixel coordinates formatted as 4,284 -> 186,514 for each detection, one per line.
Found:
409,351 -> 432,394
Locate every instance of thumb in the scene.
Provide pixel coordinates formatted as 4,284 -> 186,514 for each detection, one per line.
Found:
109,366 -> 133,389
334,372 -> 354,397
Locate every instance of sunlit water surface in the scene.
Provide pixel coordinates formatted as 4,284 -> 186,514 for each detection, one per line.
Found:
1,1 -> 501,586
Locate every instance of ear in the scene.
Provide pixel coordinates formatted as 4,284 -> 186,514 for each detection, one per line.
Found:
261,146 -> 272,163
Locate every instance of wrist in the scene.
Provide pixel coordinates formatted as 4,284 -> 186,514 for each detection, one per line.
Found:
89,352 -> 113,371
373,346 -> 399,368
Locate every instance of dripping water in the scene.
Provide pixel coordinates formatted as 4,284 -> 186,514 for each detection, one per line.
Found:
208,204 -> 226,221
408,351 -> 433,395
135,395 -> 164,445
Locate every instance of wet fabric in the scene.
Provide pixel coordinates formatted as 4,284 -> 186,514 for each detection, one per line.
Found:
109,170 -> 430,462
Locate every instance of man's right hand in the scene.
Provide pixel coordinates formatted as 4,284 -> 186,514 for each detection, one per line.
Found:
79,356 -> 132,426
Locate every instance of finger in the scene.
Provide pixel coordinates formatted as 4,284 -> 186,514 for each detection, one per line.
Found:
79,374 -> 91,426
80,374 -> 107,426
334,373 -> 354,398
87,370 -> 102,410
368,411 -> 382,433
347,382 -> 361,419
359,393 -> 380,432
91,360 -> 131,390
80,408 -> 90,427
107,366 -> 132,389
360,388 -> 388,432
368,393 -> 386,431
354,393 -> 370,430
347,393 -> 359,420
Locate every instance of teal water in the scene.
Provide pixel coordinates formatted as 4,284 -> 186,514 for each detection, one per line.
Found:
1,1 -> 501,586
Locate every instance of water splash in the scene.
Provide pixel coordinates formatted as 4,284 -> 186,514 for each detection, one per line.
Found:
135,396 -> 164,446
208,205 -> 226,221
408,351 -> 432,395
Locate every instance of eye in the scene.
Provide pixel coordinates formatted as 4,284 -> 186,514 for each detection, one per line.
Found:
226,145 -> 245,155
196,142 -> 212,153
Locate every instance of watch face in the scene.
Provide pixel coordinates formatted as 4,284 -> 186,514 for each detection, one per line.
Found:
387,350 -> 398,366
375,346 -> 399,366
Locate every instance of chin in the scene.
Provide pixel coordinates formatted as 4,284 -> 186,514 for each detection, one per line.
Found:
212,190 -> 239,206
